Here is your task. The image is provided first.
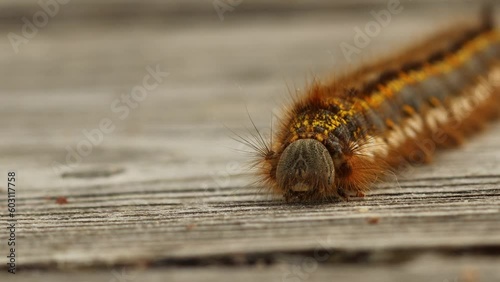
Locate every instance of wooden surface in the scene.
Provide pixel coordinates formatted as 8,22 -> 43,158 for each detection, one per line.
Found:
1,1 -> 500,281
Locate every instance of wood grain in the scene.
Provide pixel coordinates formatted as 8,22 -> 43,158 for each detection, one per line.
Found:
0,1 -> 499,280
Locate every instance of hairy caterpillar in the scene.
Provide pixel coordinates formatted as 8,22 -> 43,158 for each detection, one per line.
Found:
247,9 -> 500,203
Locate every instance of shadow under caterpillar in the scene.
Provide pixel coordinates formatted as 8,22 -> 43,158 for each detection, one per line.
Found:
243,8 -> 500,203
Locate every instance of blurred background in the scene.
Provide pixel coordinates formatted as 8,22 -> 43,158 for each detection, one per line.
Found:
0,0 -> 497,187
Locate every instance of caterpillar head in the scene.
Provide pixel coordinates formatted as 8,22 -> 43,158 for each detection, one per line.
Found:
275,139 -> 335,202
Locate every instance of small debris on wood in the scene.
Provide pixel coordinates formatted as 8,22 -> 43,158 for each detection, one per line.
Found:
55,197 -> 69,205
367,217 -> 380,225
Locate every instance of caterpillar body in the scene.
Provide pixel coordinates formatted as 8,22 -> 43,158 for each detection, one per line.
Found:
251,11 -> 500,203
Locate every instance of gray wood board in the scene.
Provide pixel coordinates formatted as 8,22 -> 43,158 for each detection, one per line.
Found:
0,2 -> 499,280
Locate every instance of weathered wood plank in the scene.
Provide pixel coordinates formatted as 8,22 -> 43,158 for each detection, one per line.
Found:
0,1 -> 499,279
3,255 -> 500,282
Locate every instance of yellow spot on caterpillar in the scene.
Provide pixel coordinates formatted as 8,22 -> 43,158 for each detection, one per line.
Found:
430,97 -> 441,107
403,105 -> 415,116
385,119 -> 396,129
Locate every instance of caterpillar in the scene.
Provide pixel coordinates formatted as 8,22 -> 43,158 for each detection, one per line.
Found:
248,9 -> 500,203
